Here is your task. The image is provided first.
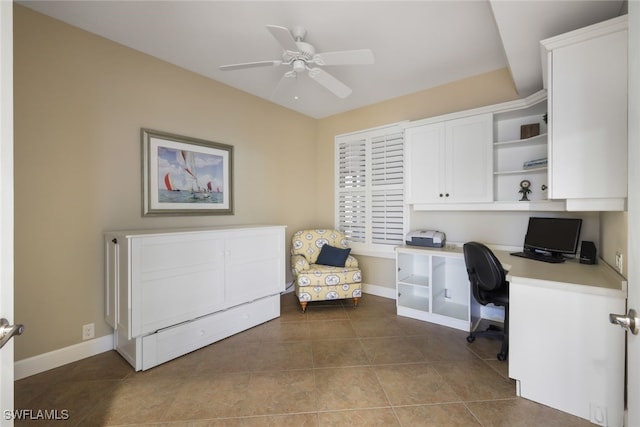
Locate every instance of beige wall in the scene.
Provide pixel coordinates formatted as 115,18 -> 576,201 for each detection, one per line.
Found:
13,6 -> 318,360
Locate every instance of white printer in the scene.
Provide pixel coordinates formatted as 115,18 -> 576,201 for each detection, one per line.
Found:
405,230 -> 446,248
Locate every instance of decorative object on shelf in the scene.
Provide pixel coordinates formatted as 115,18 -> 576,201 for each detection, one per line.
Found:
523,157 -> 548,169
520,123 -> 540,139
519,179 -> 532,201
141,128 -> 233,216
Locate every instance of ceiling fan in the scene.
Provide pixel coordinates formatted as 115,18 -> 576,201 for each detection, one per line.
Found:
219,25 -> 374,99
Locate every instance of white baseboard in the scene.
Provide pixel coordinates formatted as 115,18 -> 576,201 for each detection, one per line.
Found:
15,334 -> 114,380
363,282 -> 396,300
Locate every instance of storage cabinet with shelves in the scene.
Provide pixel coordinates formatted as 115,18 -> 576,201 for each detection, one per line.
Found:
541,15 -> 627,211
405,114 -> 493,205
408,90 -> 565,212
396,246 -> 470,331
493,95 -> 550,204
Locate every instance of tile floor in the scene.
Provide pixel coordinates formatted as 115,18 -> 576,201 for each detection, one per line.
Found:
16,294 -> 595,426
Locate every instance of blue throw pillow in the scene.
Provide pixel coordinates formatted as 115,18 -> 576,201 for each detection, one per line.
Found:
316,244 -> 351,267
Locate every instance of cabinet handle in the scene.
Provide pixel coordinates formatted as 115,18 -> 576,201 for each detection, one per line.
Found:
445,193 -> 450,197
439,193 -> 443,197
111,238 -> 118,244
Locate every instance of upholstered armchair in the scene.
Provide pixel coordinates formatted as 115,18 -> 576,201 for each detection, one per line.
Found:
291,229 -> 362,312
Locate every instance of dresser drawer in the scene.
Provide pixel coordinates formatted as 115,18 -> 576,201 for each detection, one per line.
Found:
139,294 -> 280,370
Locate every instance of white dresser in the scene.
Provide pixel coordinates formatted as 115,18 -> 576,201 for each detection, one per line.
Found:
104,225 -> 286,371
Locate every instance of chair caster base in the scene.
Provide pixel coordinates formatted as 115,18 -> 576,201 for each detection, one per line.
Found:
466,335 -> 475,343
497,352 -> 507,361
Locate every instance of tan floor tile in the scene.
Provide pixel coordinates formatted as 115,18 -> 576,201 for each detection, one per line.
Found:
195,341 -> 263,375
163,372 -> 251,421
308,319 -> 357,340
318,407 -> 400,426
359,336 -> 426,364
349,317 -> 405,338
88,376 -> 179,426
374,363 -> 460,405
394,403 -> 482,426
465,398 -> 596,427
15,379 -> 120,427
432,359 -> 516,401
314,367 -> 389,411
241,370 -> 317,416
240,413 -> 319,426
406,334 -> 478,362
259,320 -> 312,342
312,339 -> 370,368
252,341 -> 314,371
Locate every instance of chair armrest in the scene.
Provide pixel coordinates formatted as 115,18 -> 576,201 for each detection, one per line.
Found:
345,255 -> 359,268
291,254 -> 310,274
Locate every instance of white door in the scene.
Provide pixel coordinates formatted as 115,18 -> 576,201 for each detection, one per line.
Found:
624,3 -> 640,425
0,1 -> 16,424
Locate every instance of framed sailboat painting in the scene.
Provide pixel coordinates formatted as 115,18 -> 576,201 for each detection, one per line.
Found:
141,129 -> 233,216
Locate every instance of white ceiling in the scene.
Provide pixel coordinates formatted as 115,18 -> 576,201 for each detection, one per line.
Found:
18,1 -> 626,119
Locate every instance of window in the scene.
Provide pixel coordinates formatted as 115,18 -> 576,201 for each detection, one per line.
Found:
335,124 -> 405,256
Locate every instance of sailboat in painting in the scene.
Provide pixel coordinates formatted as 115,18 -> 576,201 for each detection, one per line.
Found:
180,150 -> 211,199
164,173 -> 177,191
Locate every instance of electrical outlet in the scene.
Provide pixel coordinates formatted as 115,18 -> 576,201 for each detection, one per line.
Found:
615,252 -> 623,273
82,323 -> 94,340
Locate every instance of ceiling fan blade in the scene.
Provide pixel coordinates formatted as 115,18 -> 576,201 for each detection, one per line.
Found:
266,25 -> 300,54
313,49 -> 375,66
219,60 -> 282,71
307,67 -> 352,99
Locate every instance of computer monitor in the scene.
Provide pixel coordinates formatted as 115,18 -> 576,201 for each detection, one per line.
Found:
523,217 -> 582,260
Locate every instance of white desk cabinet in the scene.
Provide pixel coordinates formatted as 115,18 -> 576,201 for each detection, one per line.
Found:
395,245 -> 471,331
105,225 -> 286,370
405,114 -> 493,205
494,251 -> 627,427
541,16 -> 628,211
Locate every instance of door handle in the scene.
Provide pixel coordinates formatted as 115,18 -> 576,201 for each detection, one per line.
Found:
609,309 -> 639,335
0,318 -> 25,349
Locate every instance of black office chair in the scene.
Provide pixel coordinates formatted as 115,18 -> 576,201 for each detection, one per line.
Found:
463,242 -> 509,361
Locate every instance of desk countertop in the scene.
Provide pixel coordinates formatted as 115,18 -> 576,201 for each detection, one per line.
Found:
395,245 -> 627,298
493,250 -> 627,297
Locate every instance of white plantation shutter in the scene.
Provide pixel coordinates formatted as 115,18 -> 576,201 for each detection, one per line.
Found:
372,189 -> 404,244
337,138 -> 367,242
338,139 -> 366,189
335,125 -> 405,252
338,191 -> 366,242
371,132 -> 404,186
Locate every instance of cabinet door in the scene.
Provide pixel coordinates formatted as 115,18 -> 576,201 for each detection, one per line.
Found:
405,123 -> 445,204
130,233 -> 226,337
445,114 -> 493,203
549,29 -> 627,200
224,228 -> 285,307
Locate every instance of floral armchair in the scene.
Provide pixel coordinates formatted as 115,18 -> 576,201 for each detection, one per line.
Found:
291,229 -> 362,312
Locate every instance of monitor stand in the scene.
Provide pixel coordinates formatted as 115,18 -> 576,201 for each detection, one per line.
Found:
510,249 -> 566,264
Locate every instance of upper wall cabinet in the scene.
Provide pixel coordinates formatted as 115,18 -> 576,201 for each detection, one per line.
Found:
405,114 -> 493,205
541,15 -> 628,211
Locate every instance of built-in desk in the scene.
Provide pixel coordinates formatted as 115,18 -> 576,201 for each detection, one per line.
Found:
395,244 -> 626,426
494,250 -> 626,427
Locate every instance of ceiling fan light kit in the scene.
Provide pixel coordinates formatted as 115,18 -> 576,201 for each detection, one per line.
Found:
220,24 -> 374,99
